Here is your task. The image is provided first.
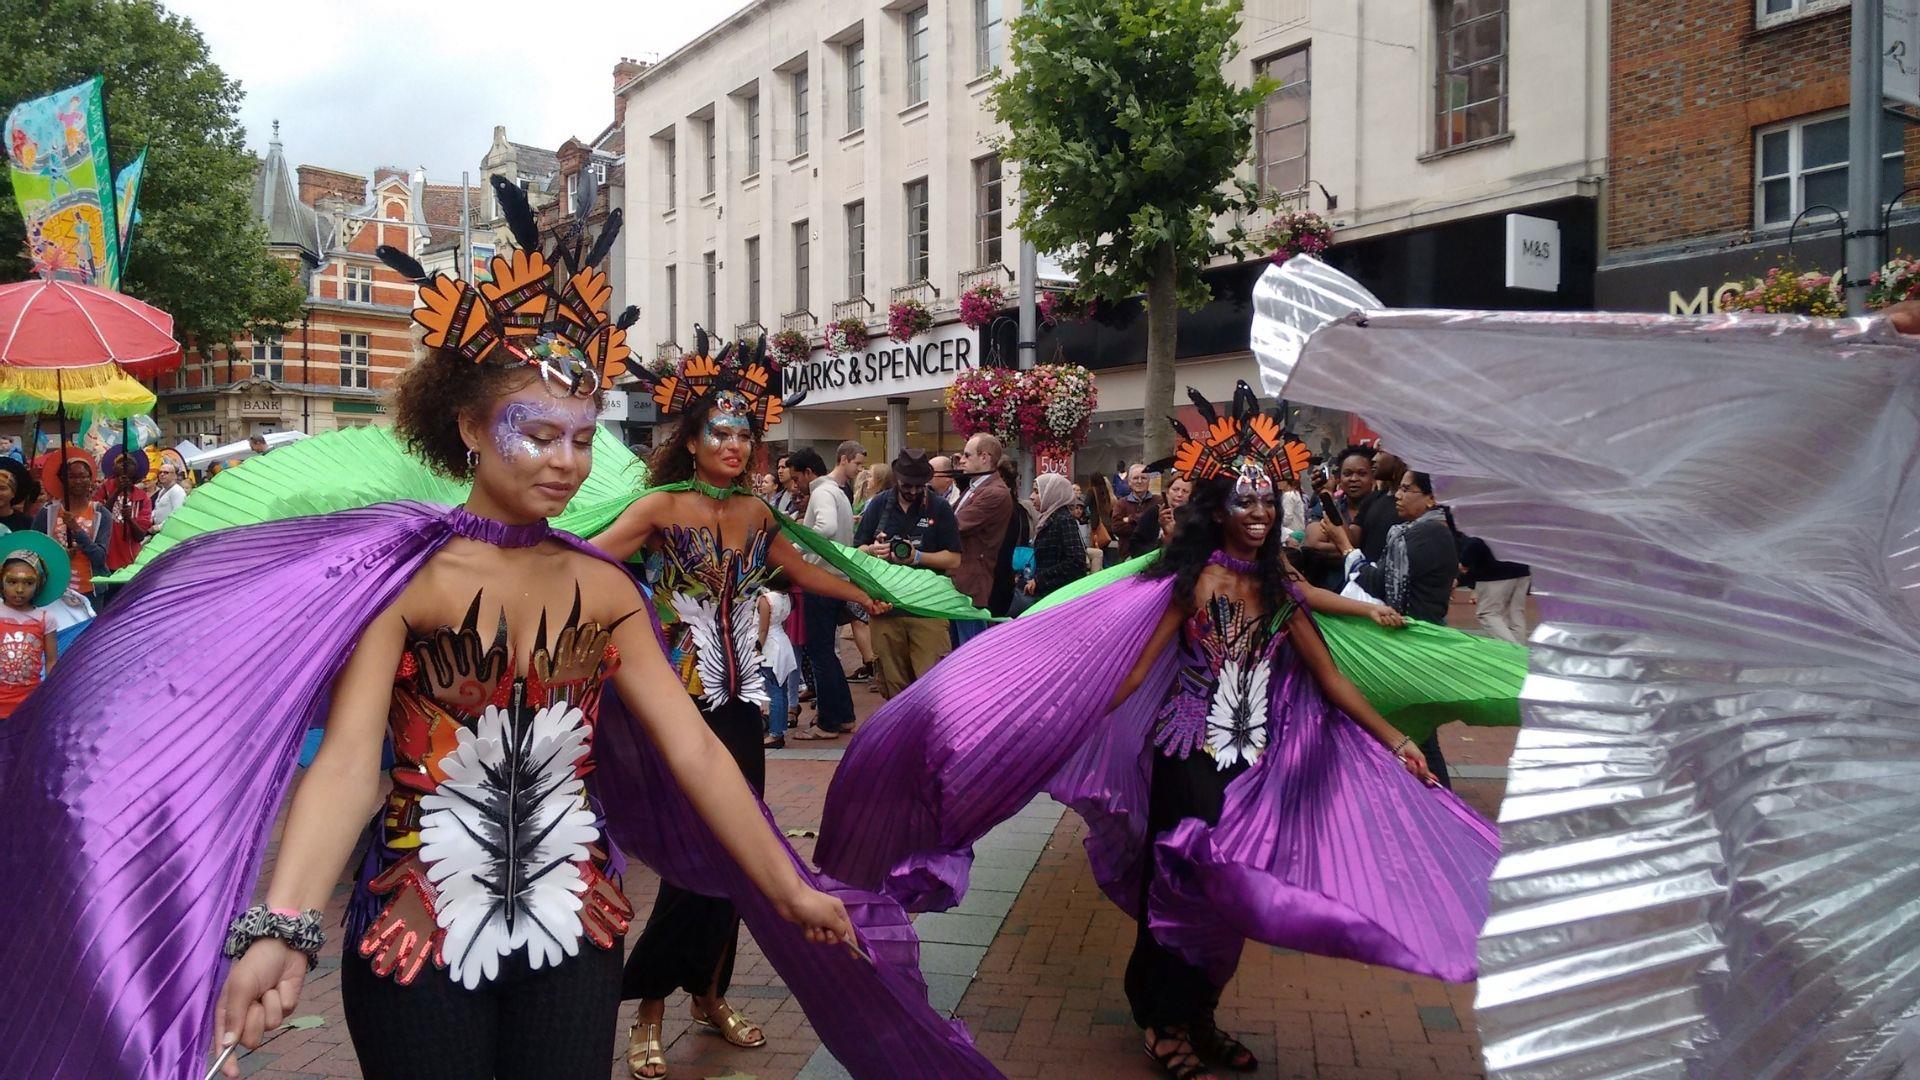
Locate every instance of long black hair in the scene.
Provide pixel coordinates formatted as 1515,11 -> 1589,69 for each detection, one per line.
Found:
1143,475 -> 1299,616
645,399 -> 758,491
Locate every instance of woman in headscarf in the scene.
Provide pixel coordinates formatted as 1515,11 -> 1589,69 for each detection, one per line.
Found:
1026,472 -> 1087,600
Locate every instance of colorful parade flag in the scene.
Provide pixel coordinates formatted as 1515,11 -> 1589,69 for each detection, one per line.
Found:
4,77 -> 121,289
113,148 -> 146,260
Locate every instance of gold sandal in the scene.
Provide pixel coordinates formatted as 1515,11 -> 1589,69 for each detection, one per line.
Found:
627,1020 -> 667,1079
691,1000 -> 767,1048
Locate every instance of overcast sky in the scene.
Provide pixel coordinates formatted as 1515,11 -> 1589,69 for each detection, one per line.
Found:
167,0 -> 749,184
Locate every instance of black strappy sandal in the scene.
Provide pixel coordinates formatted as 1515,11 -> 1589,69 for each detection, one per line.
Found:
1143,1028 -> 1218,1080
1190,1019 -> 1258,1072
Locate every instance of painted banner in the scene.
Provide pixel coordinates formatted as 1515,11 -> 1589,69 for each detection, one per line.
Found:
113,148 -> 146,259
5,77 -> 121,288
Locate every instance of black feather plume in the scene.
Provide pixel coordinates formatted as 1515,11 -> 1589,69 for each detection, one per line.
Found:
374,244 -> 430,284
615,305 -> 639,331
752,331 -> 768,367
694,325 -> 709,357
490,174 -> 542,256
1232,380 -> 1259,422
582,208 -> 623,270
1186,388 -> 1219,426
1168,415 -> 1193,441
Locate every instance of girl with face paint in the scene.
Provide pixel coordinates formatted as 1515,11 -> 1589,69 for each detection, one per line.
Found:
591,341 -> 892,1075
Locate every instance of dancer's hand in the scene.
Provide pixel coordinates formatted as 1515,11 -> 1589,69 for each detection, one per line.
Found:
860,596 -> 892,618
1398,744 -> 1438,787
1367,605 -> 1404,629
777,885 -> 855,947
579,857 -> 636,950
212,939 -> 306,1077
362,856 -> 443,985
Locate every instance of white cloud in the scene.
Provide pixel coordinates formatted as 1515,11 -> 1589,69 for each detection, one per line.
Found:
167,0 -> 747,184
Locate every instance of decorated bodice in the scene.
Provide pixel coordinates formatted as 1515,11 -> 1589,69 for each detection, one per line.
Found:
647,523 -> 776,711
349,587 -> 630,988
1151,592 -> 1296,770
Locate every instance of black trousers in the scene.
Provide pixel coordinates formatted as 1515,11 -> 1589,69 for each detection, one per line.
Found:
341,939 -> 622,1079
1125,747 -> 1249,1030
622,697 -> 767,1001
1420,734 -> 1452,789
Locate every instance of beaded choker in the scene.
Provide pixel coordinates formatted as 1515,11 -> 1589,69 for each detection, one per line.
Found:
1207,550 -> 1260,575
447,507 -> 552,548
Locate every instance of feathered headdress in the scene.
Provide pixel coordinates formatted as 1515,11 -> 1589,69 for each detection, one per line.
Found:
1168,381 -> 1313,492
375,173 -> 635,396
633,325 -> 806,432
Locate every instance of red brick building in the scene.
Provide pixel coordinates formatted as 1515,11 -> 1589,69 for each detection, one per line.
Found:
156,128 -> 477,444
1598,0 -> 1918,312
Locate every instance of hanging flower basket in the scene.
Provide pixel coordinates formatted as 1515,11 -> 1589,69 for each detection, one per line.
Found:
769,328 -> 810,366
958,282 -> 1005,330
1037,289 -> 1095,327
1728,264 -> 1845,318
1016,363 -> 1098,457
887,297 -> 934,342
1867,253 -> 1920,309
1263,209 -> 1334,265
945,367 -> 1023,445
825,317 -> 869,357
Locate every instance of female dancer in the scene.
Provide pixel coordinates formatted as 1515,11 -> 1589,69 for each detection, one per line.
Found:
0,179 -> 1000,1080
815,386 -> 1502,1078
591,333 -> 889,1077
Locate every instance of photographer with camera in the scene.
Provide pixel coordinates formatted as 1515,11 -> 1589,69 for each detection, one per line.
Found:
853,449 -> 963,699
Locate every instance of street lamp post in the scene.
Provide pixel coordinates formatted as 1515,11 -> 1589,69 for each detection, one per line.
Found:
1847,0 -> 1887,314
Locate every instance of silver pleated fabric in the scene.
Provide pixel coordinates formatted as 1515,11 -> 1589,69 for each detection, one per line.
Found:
1253,258 -> 1920,1077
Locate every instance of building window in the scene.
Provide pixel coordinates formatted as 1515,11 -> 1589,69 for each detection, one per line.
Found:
703,116 -> 717,193
846,39 -> 866,131
793,69 -> 810,156
567,172 -> 579,208
1256,47 -> 1310,195
344,264 -> 374,304
250,333 -> 284,382
1755,111 -> 1904,228
846,200 -> 866,298
793,220 -> 811,312
905,6 -> 930,107
591,161 -> 608,183
339,332 -> 370,390
905,179 -> 930,283
666,265 -> 678,336
703,251 -> 717,330
974,155 -> 1003,267
745,95 -> 761,176
662,137 -> 676,209
1435,0 -> 1507,150
1757,0 -> 1847,25
976,0 -> 1003,75
745,236 -> 761,322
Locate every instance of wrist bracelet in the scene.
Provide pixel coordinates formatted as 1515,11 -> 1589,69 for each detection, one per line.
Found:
222,904 -> 325,970
1390,735 -> 1413,756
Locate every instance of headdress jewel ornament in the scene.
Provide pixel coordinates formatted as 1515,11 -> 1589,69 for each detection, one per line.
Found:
1169,380 -> 1313,492
633,324 -> 807,432
375,173 -> 636,397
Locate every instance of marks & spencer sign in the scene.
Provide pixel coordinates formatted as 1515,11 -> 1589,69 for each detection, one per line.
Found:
782,322 -> 977,406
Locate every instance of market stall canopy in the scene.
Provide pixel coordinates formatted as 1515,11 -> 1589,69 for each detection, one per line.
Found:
0,362 -> 154,419
0,278 -> 181,378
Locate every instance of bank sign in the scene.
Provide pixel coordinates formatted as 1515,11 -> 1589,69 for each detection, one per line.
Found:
782,322 -> 977,406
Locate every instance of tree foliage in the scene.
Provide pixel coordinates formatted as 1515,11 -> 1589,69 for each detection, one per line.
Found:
990,0 -> 1269,311
0,0 -> 305,353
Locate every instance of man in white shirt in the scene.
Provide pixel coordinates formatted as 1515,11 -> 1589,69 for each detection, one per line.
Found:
928,455 -> 959,506
787,447 -> 857,735
150,462 -> 186,528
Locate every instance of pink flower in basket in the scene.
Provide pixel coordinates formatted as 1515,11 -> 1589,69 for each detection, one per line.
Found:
959,283 -> 1004,330
887,298 -> 934,343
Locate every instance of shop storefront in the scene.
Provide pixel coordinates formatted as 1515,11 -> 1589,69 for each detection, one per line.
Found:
1593,221 -> 1917,314
777,320 -> 984,462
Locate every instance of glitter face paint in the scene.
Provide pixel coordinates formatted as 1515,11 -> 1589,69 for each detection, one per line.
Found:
702,413 -> 754,451
491,397 -> 600,464
1227,465 -> 1276,518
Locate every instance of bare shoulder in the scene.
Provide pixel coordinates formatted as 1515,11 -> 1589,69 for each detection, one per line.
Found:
566,547 -> 644,606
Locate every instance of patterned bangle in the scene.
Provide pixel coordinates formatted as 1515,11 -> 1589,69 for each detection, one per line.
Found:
222,904 -> 325,970
1390,735 -> 1414,756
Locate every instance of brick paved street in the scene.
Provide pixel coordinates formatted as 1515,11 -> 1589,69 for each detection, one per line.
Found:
240,593 -> 1516,1079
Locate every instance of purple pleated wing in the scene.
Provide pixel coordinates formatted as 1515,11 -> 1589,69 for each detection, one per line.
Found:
818,574 -> 1500,983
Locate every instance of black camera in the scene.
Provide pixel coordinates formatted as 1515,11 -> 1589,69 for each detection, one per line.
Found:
889,537 -> 916,563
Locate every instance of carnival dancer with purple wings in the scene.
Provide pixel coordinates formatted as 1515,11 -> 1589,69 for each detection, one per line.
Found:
816,386 -> 1501,1080
0,175 -> 999,1080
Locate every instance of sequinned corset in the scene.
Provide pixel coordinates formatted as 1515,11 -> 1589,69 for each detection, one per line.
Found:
649,523 -> 775,711
347,590 -> 632,989
1152,596 -> 1292,770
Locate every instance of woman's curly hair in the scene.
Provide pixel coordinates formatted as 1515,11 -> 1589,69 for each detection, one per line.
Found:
392,348 -> 600,479
1144,475 -> 1299,616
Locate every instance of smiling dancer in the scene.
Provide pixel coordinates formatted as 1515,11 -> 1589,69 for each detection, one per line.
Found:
816,385 -> 1501,1079
0,175 -> 999,1080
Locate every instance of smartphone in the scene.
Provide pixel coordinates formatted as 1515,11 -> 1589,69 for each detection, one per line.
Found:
1321,501 -> 1345,528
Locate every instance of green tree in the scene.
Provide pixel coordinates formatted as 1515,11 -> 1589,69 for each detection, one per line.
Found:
0,0 -> 304,355
991,0 -> 1270,462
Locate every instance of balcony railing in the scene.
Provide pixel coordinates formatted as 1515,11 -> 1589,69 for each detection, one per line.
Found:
830,297 -> 874,324
889,280 -> 939,308
655,341 -> 681,363
958,263 -> 1013,298
779,309 -> 816,334
733,321 -> 765,347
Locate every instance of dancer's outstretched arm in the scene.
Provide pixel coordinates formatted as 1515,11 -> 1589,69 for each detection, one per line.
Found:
1287,607 -> 1437,787
1106,600 -> 1187,713
213,609 -> 408,1074
1279,550 -> 1403,627
604,568 -> 854,940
